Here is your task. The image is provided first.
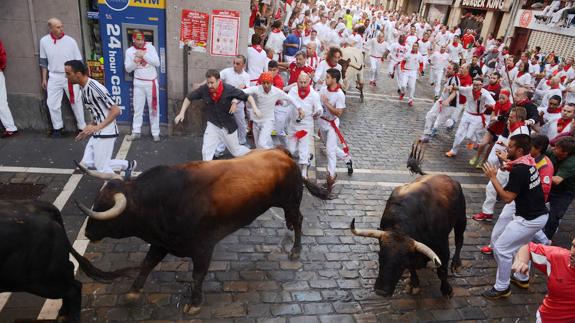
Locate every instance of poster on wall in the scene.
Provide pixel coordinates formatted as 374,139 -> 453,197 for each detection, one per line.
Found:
210,10 -> 240,56
180,9 -> 209,52
515,9 -> 575,37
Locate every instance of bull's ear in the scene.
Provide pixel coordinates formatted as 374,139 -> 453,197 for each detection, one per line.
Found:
347,58 -> 351,63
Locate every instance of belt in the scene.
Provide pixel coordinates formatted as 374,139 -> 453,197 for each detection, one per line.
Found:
320,116 -> 349,155
135,77 -> 158,115
370,55 -> 382,59
467,111 -> 486,127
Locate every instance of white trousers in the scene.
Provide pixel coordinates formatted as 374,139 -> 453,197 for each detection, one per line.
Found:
0,71 -> 17,131
451,112 -> 484,154
319,118 -> 350,177
492,211 -> 548,291
81,137 -> 128,173
486,135 -> 508,167
132,79 -> 160,136
203,121 -> 250,161
369,56 -> 382,82
274,104 -> 291,146
387,61 -> 402,90
400,70 -> 418,100
482,169 -> 509,215
253,119 -> 275,149
430,68 -> 444,97
46,72 -> 86,130
215,102 -> 248,155
287,131 -> 310,167
423,100 -> 454,135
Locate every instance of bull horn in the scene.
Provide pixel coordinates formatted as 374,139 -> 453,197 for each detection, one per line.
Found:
412,240 -> 442,267
350,218 -> 390,240
76,193 -> 127,220
74,160 -> 123,181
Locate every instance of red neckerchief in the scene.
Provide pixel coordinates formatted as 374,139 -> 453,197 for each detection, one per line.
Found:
411,49 -> 418,54
50,32 -> 64,44
494,100 -> 511,116
133,43 -> 146,50
272,28 -> 282,33
273,74 -> 284,89
253,45 -> 263,53
485,83 -> 501,93
506,65 -> 514,71
557,118 -> 572,133
210,81 -> 224,103
564,64 -> 572,72
452,42 -> 459,47
546,79 -> 552,86
327,59 -> 338,68
551,84 -> 560,90
327,84 -> 341,92
504,154 -> 536,171
472,89 -> 482,101
516,99 -> 532,107
509,120 -> 525,133
298,85 -> 311,99
517,71 -> 525,77
421,38 -> 428,43
547,106 -> 562,114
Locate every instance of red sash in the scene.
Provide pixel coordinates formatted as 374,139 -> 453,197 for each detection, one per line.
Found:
320,116 -> 349,155
67,81 -> 75,104
135,77 -> 158,115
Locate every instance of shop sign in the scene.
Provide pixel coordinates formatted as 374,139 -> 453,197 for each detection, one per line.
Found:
180,10 -> 209,52
515,9 -> 575,37
460,0 -> 508,11
210,10 -> 240,57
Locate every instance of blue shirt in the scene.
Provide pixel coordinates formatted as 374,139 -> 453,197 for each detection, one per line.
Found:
283,33 -> 302,57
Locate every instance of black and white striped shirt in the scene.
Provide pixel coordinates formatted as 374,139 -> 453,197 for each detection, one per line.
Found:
81,78 -> 119,138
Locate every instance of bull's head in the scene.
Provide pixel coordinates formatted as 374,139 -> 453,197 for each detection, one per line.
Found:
350,218 -> 441,296
338,58 -> 351,79
74,162 -> 133,242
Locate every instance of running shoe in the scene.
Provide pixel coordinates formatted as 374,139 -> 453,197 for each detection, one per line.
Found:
482,287 -> 511,299
472,212 -> 493,222
480,246 -> 493,255
510,275 -> 529,289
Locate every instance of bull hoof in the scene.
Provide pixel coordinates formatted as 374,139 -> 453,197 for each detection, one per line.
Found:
288,249 -> 301,260
183,304 -> 202,315
125,290 -> 142,303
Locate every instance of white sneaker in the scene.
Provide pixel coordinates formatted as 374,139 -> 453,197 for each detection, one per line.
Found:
127,133 -> 141,141
153,135 -> 160,142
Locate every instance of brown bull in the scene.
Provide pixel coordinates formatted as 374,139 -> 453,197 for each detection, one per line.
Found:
75,148 -> 330,315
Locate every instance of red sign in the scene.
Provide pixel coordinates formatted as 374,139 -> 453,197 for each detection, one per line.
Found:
180,9 -> 209,52
210,10 -> 240,56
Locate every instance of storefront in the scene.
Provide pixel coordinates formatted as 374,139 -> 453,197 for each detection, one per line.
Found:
420,0 -> 452,25
512,8 -> 575,58
448,0 -> 513,41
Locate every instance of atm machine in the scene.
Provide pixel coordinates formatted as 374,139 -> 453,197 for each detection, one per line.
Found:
97,0 -> 167,124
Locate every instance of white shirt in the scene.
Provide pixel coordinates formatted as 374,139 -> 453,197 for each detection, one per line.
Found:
405,34 -> 418,50
459,86 -> 496,115
306,54 -> 320,71
313,60 -> 341,84
220,67 -> 250,89
319,86 -> 346,120
246,47 -> 268,82
347,33 -> 364,49
417,39 -> 431,56
538,87 -> 563,112
387,42 -> 407,62
429,51 -> 450,70
512,72 -> 532,94
401,51 -> 425,71
243,85 -> 298,123
124,42 -> 160,80
434,32 -> 450,48
287,86 -> 323,130
446,43 -> 463,63
415,23 -> 430,39
366,38 -> 388,58
545,118 -> 573,140
266,30 -> 286,56
39,34 -> 82,73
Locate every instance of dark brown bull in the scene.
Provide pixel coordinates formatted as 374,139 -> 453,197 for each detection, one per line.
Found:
75,148 -> 330,315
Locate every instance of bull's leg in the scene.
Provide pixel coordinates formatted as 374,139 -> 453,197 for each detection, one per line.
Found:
284,207 -> 303,260
436,241 -> 453,297
405,268 -> 421,295
183,246 -> 214,315
126,245 -> 168,302
451,211 -> 467,273
58,279 -> 82,323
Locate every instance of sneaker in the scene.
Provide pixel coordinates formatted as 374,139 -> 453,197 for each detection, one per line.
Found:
466,142 -> 475,150
469,156 -> 478,166
433,95 -> 439,101
346,160 -> 353,176
430,128 -> 438,137
50,128 -> 64,138
1,130 -> 18,138
127,133 -> 141,141
475,162 -> 484,169
153,135 -> 160,142
399,92 -> 405,101
445,150 -> 457,158
408,99 -> 413,107
430,82 -> 435,86
124,160 -> 137,179
510,275 -> 529,289
480,246 -> 493,255
482,287 -> 511,299
472,212 -> 493,222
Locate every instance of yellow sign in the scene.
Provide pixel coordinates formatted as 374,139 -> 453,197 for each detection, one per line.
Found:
98,0 -> 165,10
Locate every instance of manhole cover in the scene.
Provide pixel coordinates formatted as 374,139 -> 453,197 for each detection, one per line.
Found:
0,183 -> 45,200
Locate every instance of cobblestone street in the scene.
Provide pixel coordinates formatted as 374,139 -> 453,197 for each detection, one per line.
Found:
0,65 -> 574,322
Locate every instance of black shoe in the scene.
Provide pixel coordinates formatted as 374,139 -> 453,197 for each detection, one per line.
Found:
124,160 -> 137,180
482,287 -> 511,299
50,128 -> 64,138
510,276 -> 529,289
346,160 -> 353,176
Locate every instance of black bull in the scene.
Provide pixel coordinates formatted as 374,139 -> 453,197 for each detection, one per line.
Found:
75,149 -> 330,315
0,200 -> 128,323
351,174 -> 466,297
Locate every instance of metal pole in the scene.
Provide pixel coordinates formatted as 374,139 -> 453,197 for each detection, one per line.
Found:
183,45 -> 190,95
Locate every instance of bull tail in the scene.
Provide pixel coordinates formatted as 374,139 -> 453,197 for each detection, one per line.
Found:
407,139 -> 426,176
69,246 -> 134,282
303,179 -> 332,200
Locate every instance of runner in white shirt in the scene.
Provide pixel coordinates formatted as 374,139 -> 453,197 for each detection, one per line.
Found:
124,31 -> 161,142
39,18 -> 86,135
243,72 -> 300,149
544,104 -> 575,140
399,43 -> 425,106
434,26 -> 451,50
346,28 -> 364,49
384,35 -> 408,92
417,32 -> 432,72
247,34 -> 268,85
415,20 -> 431,39
314,47 -> 342,88
405,26 -> 418,50
429,46 -> 450,99
318,69 -> 353,192
511,61 -> 532,94
287,73 -> 323,178
446,77 -> 496,157
446,35 -> 463,64
266,20 -> 286,62
305,42 -> 320,71
64,60 -> 134,176
365,32 -> 388,86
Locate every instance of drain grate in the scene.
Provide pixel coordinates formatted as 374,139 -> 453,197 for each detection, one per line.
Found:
0,183 -> 45,200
